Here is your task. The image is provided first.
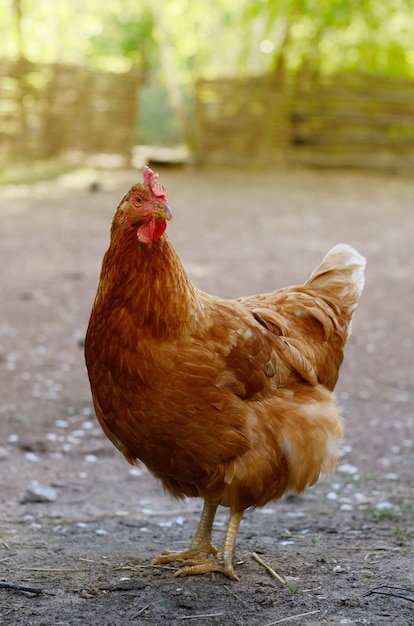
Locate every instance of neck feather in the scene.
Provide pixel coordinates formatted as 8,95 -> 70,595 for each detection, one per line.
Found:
97,225 -> 203,339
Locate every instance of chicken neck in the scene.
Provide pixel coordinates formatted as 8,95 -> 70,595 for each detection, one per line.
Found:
100,225 -> 205,339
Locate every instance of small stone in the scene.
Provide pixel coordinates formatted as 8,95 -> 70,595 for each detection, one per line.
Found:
337,463 -> 359,475
24,482 -> 57,503
84,454 -> 97,463
25,452 -> 41,462
375,501 -> 393,511
81,588 -> 99,599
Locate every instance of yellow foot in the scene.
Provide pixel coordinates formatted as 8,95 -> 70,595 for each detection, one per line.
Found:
153,543 -> 217,566
175,555 -> 239,581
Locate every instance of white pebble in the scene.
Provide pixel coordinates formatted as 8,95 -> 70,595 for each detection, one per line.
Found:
8,434 -> 19,443
46,433 -> 58,441
66,436 -> 80,445
337,464 -> 359,475
129,467 -> 143,476
376,501 -> 393,510
85,454 -> 97,463
326,492 -> 338,500
55,419 -> 69,428
25,482 -> 57,503
25,452 -> 40,462
332,565 -> 345,572
95,528 -> 107,535
354,493 -> 367,501
71,429 -> 85,438
384,473 -> 399,480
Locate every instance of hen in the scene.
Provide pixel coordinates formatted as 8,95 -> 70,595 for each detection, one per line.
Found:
85,167 -> 365,580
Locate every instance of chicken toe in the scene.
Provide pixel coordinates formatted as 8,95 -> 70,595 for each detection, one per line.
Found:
174,554 -> 239,581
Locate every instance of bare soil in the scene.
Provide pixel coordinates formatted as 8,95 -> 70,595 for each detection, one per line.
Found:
0,166 -> 413,625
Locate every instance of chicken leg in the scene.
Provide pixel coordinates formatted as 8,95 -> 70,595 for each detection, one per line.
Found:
154,500 -> 218,565
154,501 -> 243,580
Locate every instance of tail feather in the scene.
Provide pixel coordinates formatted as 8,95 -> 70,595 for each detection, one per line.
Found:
306,243 -> 366,313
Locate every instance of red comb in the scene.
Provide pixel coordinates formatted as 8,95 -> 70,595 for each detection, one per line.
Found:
143,166 -> 167,203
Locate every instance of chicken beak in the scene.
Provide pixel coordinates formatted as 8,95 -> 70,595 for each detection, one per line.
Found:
156,204 -> 173,221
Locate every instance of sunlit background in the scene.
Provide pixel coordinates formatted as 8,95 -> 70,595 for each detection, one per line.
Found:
1,0 -> 414,178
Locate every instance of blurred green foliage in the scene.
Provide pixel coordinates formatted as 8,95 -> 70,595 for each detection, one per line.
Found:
2,0 -> 414,146
3,0 -> 414,77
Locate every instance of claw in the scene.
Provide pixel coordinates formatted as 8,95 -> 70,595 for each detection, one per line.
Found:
153,543 -> 217,566
175,556 -> 240,581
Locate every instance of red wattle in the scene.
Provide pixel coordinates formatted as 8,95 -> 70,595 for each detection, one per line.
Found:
153,219 -> 167,241
136,218 -> 166,244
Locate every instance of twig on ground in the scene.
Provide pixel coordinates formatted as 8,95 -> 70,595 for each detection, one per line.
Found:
224,585 -> 248,605
264,609 -> 320,625
20,567 -> 90,572
129,605 -> 149,620
0,582 -> 42,596
336,545 -> 400,551
180,613 -> 224,620
252,552 -> 286,585
364,584 -> 414,603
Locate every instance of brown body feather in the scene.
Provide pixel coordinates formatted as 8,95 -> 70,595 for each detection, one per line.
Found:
85,198 -> 365,517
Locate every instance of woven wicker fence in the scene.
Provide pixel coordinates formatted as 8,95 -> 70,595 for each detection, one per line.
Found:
195,75 -> 289,167
0,59 -> 139,161
292,70 -> 414,168
195,70 -> 414,169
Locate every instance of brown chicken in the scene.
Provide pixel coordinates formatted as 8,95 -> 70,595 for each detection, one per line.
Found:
85,167 -> 366,580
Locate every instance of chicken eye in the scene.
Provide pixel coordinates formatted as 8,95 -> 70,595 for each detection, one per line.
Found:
134,196 -> 142,205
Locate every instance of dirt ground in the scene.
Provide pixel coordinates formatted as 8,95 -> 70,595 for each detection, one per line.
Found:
0,165 -> 413,625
